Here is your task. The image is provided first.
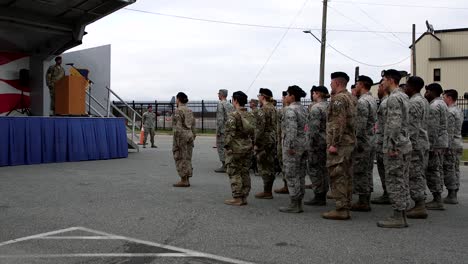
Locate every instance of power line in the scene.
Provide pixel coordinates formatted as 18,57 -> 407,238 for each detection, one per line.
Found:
123,8 -> 419,34
246,0 -> 310,92
332,0 -> 468,10
327,43 -> 410,67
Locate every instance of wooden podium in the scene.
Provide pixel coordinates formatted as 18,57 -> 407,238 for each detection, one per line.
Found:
54,75 -> 88,115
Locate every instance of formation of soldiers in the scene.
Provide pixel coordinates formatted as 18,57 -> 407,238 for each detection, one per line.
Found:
171,69 -> 463,229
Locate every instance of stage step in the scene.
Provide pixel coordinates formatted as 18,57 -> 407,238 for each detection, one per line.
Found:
127,137 -> 140,152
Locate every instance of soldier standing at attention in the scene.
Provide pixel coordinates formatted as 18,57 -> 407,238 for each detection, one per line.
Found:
424,83 -> 448,210
322,72 -> 356,220
279,85 -> 308,213
142,105 -> 157,148
172,92 -> 196,188
351,75 -> 377,212
249,99 -> 259,175
404,76 -> 430,219
442,89 -> 463,204
215,89 -> 234,173
274,91 -> 290,194
377,69 -> 412,228
304,86 -> 329,206
371,80 -> 391,204
46,56 -> 65,115
223,91 -> 255,206
254,88 -> 278,199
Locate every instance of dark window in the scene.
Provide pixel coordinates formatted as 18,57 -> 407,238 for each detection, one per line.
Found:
434,68 -> 441,82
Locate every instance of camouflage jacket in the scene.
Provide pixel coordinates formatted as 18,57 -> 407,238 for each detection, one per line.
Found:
142,111 -> 156,129
255,102 -> 277,148
326,89 -> 356,147
427,97 -> 448,150
408,93 -> 429,151
447,104 -> 463,150
308,101 -> 328,149
382,88 -> 412,154
173,104 -> 196,147
216,100 -> 234,135
46,65 -> 65,88
375,95 -> 388,152
277,107 -> 284,145
355,92 -> 377,148
282,102 -> 308,153
224,108 -> 255,154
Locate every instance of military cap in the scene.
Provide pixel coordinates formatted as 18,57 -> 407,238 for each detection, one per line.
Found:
233,91 -> 247,100
282,91 -> 287,97
176,92 -> 188,100
259,88 -> 273,97
249,98 -> 259,103
218,89 -> 228,97
331,72 -> 350,82
311,85 -> 329,95
426,83 -> 443,95
287,85 -> 306,99
381,69 -> 401,78
356,75 -> 373,87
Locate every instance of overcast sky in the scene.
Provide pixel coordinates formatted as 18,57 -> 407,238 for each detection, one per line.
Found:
68,0 -> 468,101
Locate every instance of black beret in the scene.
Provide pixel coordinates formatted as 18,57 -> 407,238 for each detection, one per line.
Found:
381,69 -> 401,79
311,85 -> 329,95
233,91 -> 248,100
331,72 -> 350,82
55,56 -> 62,61
356,75 -> 373,86
176,92 -> 188,100
259,88 -> 273,97
351,84 -> 356,89
426,83 -> 443,94
287,85 -> 307,98
282,91 -> 287,97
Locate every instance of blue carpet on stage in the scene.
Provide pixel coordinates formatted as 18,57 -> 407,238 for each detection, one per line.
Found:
0,117 -> 128,166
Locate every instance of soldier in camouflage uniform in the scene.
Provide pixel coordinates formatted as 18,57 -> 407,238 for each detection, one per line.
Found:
377,69 -> 412,228
172,92 -> 196,187
142,106 -> 157,148
404,76 -> 430,219
254,88 -> 278,199
45,56 -> 65,114
371,80 -> 391,205
304,85 -> 329,206
279,85 -> 308,213
442,89 -> 463,204
215,89 -> 235,173
322,72 -> 356,220
351,76 -> 377,212
424,83 -> 449,210
224,91 -> 255,206
249,99 -> 259,175
274,91 -> 290,194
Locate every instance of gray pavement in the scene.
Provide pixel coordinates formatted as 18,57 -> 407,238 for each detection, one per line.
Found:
1,135 -> 468,264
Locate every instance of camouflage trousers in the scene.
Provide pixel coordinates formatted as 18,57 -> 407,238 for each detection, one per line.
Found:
283,150 -> 307,201
226,153 -> 252,198
256,144 -> 276,185
444,149 -> 462,190
352,144 -> 374,195
277,143 -> 285,180
376,150 -> 387,193
327,146 -> 354,210
143,127 -> 155,146
307,146 -> 328,194
48,86 -> 55,113
409,149 -> 428,202
426,149 -> 445,193
173,141 -> 194,178
216,133 -> 226,163
368,147 -> 376,193
384,153 -> 410,211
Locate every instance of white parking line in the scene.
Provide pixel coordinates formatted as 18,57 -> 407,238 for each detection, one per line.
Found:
0,227 -> 80,247
0,253 -> 193,258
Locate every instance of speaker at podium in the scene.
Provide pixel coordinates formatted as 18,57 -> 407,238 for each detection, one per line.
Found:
54,75 -> 88,115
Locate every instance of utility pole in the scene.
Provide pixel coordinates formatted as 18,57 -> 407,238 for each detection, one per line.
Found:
412,24 -> 417,76
355,66 -> 360,82
319,0 -> 328,86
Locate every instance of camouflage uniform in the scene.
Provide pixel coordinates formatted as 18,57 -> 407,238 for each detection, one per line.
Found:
444,104 -> 463,190
46,64 -> 65,113
142,111 -> 156,146
307,101 -> 329,195
353,92 -> 377,195
326,90 -> 356,210
283,102 -> 308,201
216,100 -> 235,164
255,102 -> 277,188
408,93 -> 430,202
383,89 -> 412,211
173,104 -> 196,179
426,97 -> 448,193
224,108 -> 255,198
277,107 -> 284,175
375,96 -> 388,193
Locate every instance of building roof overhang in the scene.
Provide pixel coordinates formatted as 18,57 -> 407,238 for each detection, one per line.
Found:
429,56 -> 468,62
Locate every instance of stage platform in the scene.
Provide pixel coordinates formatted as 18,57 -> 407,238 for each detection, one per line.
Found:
0,116 -> 128,166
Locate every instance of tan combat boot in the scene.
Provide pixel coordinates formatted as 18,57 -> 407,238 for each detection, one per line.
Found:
377,210 -> 409,228
443,189 -> 459,204
321,209 -> 351,220
351,194 -> 372,212
406,200 -> 428,219
426,192 -> 445,210
173,177 -> 190,187
326,190 -> 335,200
304,192 -> 326,206
214,162 -> 226,173
274,180 -> 289,194
255,183 -> 274,199
224,198 -> 245,206
279,199 -> 303,213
